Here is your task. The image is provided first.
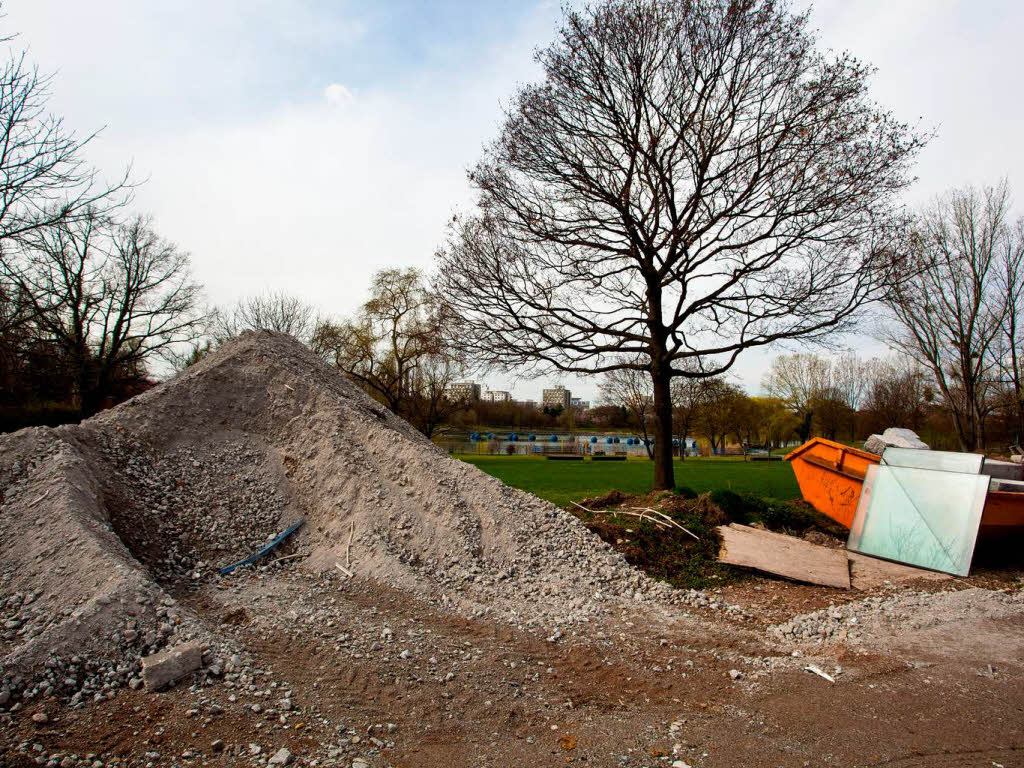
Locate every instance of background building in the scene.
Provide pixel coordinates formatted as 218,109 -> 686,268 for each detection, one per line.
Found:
570,397 -> 590,410
542,385 -> 572,410
447,382 -> 481,402
482,390 -> 512,403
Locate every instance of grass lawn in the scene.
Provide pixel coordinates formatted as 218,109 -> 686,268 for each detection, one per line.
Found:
457,455 -> 800,508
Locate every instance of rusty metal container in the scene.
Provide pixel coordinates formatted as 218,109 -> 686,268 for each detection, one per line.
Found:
784,438 -> 880,528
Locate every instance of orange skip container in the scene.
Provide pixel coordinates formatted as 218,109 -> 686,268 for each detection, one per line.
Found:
785,437 -> 1024,535
784,438 -> 879,528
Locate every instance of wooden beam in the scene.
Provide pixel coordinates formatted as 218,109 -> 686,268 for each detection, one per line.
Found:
716,524 -> 851,588
847,552 -> 951,590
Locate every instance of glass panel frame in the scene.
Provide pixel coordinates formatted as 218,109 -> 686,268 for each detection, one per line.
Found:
848,464 -> 987,576
880,447 -> 984,475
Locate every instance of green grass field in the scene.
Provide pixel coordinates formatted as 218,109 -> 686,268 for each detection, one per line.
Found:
458,455 -> 800,508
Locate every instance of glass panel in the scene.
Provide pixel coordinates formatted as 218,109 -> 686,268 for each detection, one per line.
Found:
880,447 -> 984,475
848,464 -> 987,576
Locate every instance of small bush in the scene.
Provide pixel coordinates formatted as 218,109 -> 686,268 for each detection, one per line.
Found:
673,485 -> 698,499
708,488 -> 757,524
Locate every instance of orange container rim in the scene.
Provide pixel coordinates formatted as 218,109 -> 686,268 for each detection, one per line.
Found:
784,437 -> 881,463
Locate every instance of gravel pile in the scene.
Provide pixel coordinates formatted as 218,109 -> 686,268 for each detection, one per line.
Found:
1,331 -> 697,715
769,586 -> 1024,646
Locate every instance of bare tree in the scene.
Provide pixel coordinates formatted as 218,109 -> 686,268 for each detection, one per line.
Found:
212,291 -> 320,344
884,182 -> 1015,451
830,353 -> 868,440
403,351 -> 464,438
5,210 -> 202,414
992,217 -> 1024,445
671,376 -> 705,462
313,268 -> 451,423
862,355 -> 930,434
763,353 -> 832,443
599,365 -> 654,457
436,0 -> 924,489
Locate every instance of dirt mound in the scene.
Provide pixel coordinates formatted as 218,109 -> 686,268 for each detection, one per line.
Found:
1,332 -> 674,701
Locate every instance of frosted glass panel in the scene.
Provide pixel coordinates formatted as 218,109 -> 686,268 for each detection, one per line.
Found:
848,464 -> 987,576
880,447 -> 984,475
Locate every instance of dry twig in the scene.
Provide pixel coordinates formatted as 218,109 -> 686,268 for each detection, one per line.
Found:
629,507 -> 700,540
270,553 -> 306,565
570,501 -> 671,529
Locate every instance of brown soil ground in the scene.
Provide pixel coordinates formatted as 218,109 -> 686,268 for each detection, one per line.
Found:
4,570 -> 1022,768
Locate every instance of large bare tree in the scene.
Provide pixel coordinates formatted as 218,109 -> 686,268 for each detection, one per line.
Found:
436,0 -> 924,488
885,182 -> 1017,451
992,216 -> 1024,445
0,38 -> 128,249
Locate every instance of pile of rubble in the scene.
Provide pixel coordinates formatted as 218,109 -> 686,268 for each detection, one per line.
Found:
768,586 -> 1024,646
0,332 -> 681,710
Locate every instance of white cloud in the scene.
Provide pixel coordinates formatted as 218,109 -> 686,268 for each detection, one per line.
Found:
324,83 -> 355,107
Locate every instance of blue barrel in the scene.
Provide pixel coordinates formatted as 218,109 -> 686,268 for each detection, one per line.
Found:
589,436 -> 597,444
549,435 -> 559,442
486,432 -> 495,440
613,437 -> 621,444
528,434 -> 536,441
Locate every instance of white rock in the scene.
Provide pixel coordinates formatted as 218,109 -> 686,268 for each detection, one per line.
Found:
269,748 -> 293,766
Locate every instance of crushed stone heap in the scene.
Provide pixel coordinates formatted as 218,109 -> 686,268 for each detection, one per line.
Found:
1,331 -> 676,697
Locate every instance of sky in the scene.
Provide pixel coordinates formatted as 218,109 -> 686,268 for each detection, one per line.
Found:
6,0 -> 1023,403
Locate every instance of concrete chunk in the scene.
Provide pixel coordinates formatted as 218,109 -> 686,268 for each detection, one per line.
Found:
864,428 -> 928,455
141,642 -> 202,690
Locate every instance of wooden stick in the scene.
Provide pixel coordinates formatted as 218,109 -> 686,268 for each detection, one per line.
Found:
335,563 -> 353,578
804,664 -> 836,683
27,493 -> 48,512
346,521 -> 355,568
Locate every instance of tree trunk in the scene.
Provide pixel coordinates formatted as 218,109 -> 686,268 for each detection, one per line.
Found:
651,368 -> 674,490
796,411 -> 813,443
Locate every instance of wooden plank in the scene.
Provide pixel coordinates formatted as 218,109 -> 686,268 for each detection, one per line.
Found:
716,524 -> 851,588
847,552 -> 952,590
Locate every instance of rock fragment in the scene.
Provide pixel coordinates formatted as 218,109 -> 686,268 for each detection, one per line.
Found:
141,642 -> 203,690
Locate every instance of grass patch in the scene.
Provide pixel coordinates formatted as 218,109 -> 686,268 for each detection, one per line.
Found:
458,455 -> 799,508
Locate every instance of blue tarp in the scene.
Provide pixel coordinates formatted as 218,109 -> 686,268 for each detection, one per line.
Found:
219,519 -> 305,575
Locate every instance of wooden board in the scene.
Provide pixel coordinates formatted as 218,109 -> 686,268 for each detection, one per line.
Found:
847,551 -> 952,590
716,524 -> 851,588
